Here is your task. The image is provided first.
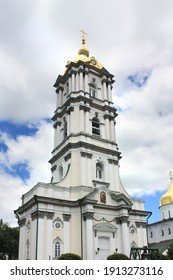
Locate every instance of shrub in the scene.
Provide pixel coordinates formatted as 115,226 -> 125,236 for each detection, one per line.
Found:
58,253 -> 82,260
107,253 -> 129,260
160,254 -> 170,260
167,242 -> 173,260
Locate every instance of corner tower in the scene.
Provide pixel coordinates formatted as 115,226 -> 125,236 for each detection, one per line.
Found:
50,33 -> 122,192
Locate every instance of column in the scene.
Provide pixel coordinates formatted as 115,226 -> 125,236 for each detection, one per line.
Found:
37,212 -> 45,259
68,75 -> 72,95
110,117 -> 115,142
79,104 -> 84,132
105,117 -> 110,139
67,113 -> 70,135
72,72 -> 75,92
103,81 -> 107,100
136,223 -> 143,247
87,155 -> 92,186
84,70 -> 89,93
108,81 -> 112,102
85,109 -> 90,134
63,214 -> 71,253
121,218 -> 130,257
142,224 -> 148,246
70,109 -> 74,134
18,219 -> 26,259
79,70 -> 83,92
76,72 -> 79,91
46,212 -> 54,260
58,88 -> 63,107
80,152 -> 86,185
84,212 -> 94,260
56,89 -> 59,108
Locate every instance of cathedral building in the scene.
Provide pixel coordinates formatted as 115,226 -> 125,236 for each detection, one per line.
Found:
15,33 -> 150,260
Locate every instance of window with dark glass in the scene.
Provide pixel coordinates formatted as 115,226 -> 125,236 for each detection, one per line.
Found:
55,241 -> 61,258
92,117 -> 100,136
96,163 -> 103,179
64,119 -> 67,138
89,83 -> 96,98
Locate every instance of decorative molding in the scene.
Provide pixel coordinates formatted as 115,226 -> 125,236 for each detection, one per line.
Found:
108,159 -> 118,165
18,218 -> 26,227
64,153 -> 71,162
51,165 -> 57,172
53,121 -> 61,128
63,214 -> 71,222
31,211 -> 54,221
83,212 -> 94,221
104,114 -> 115,121
80,151 -> 93,159
111,193 -> 133,207
116,216 -> 129,224
79,104 -> 91,112
50,141 -> 121,165
66,107 -> 74,115
135,221 -> 147,228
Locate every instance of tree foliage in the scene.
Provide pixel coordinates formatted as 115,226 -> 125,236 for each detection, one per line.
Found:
58,253 -> 82,260
166,242 -> 173,260
107,253 -> 129,260
0,220 -> 19,260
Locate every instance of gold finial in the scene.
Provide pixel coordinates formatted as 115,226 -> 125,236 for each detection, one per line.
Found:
80,29 -> 87,45
169,170 -> 173,182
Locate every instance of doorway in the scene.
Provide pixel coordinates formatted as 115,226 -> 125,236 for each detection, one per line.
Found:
96,237 -> 110,260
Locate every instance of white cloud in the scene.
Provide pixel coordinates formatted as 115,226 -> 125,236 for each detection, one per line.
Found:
0,121 -> 53,225
0,0 -> 173,223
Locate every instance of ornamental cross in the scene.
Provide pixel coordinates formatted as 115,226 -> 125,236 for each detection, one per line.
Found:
169,170 -> 173,181
80,30 -> 87,44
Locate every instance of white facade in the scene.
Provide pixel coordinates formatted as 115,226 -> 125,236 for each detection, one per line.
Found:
15,38 -> 149,260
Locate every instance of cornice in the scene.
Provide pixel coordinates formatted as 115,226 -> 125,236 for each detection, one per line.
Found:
50,140 -> 121,164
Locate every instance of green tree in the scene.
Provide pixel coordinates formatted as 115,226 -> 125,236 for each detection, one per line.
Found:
58,253 -> 82,260
166,242 -> 173,260
0,220 -> 19,260
107,253 -> 129,260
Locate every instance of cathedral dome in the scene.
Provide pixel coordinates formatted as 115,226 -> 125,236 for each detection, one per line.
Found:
160,173 -> 173,206
68,31 -> 103,70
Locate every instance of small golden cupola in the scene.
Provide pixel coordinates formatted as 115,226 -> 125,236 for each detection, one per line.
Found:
160,171 -> 173,206
71,30 -> 103,69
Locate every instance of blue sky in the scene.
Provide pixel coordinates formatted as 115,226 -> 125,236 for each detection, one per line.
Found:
0,0 -> 173,226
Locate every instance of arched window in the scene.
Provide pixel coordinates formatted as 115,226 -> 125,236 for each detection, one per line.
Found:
59,166 -> 63,181
92,117 -> 100,136
96,163 -> 103,179
63,119 -> 67,138
89,85 -> 96,98
55,241 -> 61,258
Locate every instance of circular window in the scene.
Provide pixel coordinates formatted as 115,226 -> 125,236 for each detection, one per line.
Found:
54,221 -> 62,230
130,227 -> 136,235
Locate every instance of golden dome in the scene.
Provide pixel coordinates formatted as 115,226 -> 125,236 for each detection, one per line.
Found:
160,172 -> 173,206
68,30 -> 103,70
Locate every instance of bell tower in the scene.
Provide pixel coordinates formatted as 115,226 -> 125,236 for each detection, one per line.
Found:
50,33 -> 124,193
16,33 -> 150,260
